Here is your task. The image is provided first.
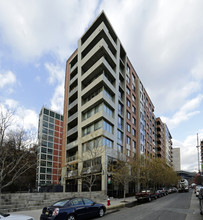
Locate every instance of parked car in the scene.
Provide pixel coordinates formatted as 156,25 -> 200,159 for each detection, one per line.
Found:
199,188 -> 203,215
156,190 -> 163,198
135,189 -> 157,202
196,185 -> 203,197
157,188 -> 167,196
0,212 -> 34,220
40,197 -> 106,220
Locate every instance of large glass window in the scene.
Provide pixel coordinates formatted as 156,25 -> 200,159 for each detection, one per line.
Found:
103,120 -> 113,133
103,137 -> 113,148
43,115 -> 48,121
117,144 -> 123,153
118,116 -> 122,130
118,103 -> 123,115
117,130 -> 123,144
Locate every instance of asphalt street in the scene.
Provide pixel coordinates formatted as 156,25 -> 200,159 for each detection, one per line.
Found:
94,191 -> 201,220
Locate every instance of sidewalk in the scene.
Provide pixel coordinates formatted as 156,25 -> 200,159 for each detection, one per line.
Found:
99,196 -> 137,212
186,190 -> 202,220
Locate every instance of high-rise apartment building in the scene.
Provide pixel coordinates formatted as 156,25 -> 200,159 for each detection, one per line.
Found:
61,11 -> 170,195
156,117 -> 173,164
36,107 -> 63,188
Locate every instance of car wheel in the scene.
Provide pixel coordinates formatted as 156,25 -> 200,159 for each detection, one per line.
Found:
67,214 -> 76,220
99,208 -> 105,217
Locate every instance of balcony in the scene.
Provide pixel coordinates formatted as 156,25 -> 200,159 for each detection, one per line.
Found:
67,140 -> 78,150
69,99 -> 78,110
67,126 -> 78,137
81,39 -> 116,75
67,170 -> 78,178
67,154 -> 78,163
81,164 -> 102,174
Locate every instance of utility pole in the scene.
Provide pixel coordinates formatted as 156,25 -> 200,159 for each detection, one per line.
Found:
197,133 -> 200,173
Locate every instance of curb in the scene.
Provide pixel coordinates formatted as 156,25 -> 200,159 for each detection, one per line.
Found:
106,200 -> 136,212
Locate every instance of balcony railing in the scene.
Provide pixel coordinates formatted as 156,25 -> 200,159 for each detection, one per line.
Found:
67,154 -> 78,163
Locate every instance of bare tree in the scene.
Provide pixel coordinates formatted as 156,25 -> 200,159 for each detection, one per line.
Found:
0,106 -> 37,197
79,136 -> 104,198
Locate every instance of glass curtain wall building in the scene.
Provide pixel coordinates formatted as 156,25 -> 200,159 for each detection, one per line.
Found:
36,107 -> 63,189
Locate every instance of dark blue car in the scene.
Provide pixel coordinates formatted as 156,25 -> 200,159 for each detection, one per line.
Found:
40,197 -> 106,220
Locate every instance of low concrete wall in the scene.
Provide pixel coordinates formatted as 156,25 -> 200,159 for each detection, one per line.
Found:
0,191 -> 105,212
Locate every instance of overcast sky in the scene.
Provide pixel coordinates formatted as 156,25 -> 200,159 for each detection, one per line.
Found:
0,0 -> 202,172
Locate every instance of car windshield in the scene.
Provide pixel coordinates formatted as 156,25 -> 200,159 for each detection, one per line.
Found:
53,199 -> 70,207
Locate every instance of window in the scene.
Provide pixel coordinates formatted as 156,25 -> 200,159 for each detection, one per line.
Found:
50,111 -> 54,117
132,106 -> 136,114
103,137 -> 113,148
127,136 -> 131,145
126,74 -> 130,84
127,65 -> 130,74
127,123 -> 131,132
94,120 -> 102,130
43,115 -> 48,121
133,140 -> 136,149
56,113 -> 60,119
117,144 -> 123,153
104,104 -> 113,117
118,116 -> 122,129
126,87 -> 130,95
132,117 -> 136,125
132,95 -> 135,103
117,130 -> 123,144
48,142 -> 53,148
132,84 -> 136,92
44,108 -> 49,115
104,88 -> 113,101
126,99 -> 131,107
132,74 -> 135,84
83,198 -> 94,205
70,198 -> 84,206
49,123 -> 54,129
132,128 -> 136,137
118,103 -> 123,115
43,121 -> 48,128
49,117 -> 54,123
127,111 -> 131,120
103,120 -> 113,134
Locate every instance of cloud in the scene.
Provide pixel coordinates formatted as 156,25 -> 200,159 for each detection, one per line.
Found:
99,0 -> 203,115
0,70 -> 16,89
161,94 -> 203,129
0,0 -> 100,62
45,63 -> 64,113
45,63 -> 64,85
2,99 -> 38,132
173,130 -> 203,172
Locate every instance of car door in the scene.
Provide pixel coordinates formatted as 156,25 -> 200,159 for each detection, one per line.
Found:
83,198 -> 98,217
70,198 -> 87,219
